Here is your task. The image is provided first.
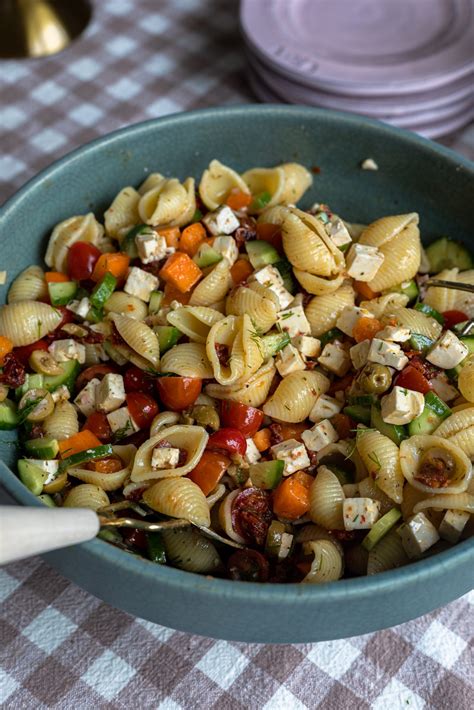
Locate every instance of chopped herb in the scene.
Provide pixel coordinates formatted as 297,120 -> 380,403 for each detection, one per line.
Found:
353,514 -> 359,522
113,419 -> 134,441
280,311 -> 293,320
377,341 -> 384,351
368,451 -> 382,470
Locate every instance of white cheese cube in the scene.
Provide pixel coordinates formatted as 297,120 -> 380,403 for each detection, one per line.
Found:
368,339 -> 409,370
270,438 -> 310,475
74,378 -> 100,417
318,341 -> 351,376
96,373 -> 126,413
107,406 -> 139,438
309,394 -> 342,423
51,385 -> 70,403
302,419 -> 339,452
361,158 -> 379,171
336,306 -> 374,337
212,236 -> 239,266
343,498 -> 381,530
26,459 -> 59,486
277,532 -> 294,560
426,330 -> 469,369
275,344 -> 306,377
380,386 -> 425,425
245,438 -> 261,465
203,205 -> 240,235
326,218 -> 352,249
277,305 -> 311,338
345,243 -> 384,282
375,325 -> 411,342
292,335 -> 321,358
151,446 -> 180,470
430,374 -> 459,402
350,339 -> 371,370
136,231 -> 169,264
438,509 -> 470,543
124,266 -> 159,302
250,265 -> 294,309
48,339 -> 86,364
397,512 -> 440,558
66,297 -> 91,319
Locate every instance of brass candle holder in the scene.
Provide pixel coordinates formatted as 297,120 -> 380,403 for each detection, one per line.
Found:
0,0 -> 92,59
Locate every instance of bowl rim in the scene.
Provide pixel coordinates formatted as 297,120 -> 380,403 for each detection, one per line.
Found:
1,104 -> 473,602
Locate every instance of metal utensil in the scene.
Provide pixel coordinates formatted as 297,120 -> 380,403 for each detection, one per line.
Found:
424,279 -> 474,294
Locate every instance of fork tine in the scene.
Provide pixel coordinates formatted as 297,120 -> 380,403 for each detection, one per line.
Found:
424,279 -> 474,294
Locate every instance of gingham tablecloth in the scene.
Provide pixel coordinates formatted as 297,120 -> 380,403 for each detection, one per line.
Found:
0,2 -> 473,708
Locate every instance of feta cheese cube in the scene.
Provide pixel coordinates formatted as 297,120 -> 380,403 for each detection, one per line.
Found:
124,266 -> 159,302
49,339 -> 86,364
336,306 -> 374,337
51,385 -> 70,403
309,394 -> 342,423
350,339 -> 371,370
397,512 -> 440,558
277,305 -> 311,338
250,265 -> 294,309
151,446 -> 180,470
277,532 -> 294,560
345,243 -> 384,282
26,459 -> 59,486
343,498 -> 381,530
203,205 -> 240,235
426,330 -> 469,369
275,344 -> 306,377
136,231 -> 169,264
302,419 -> 339,452
107,406 -> 139,438
375,325 -> 411,342
318,341 -> 351,376
292,335 -> 321,358
245,438 -> 261,465
438,509 -> 470,543
430,374 -> 459,402
96,373 -> 126,413
74,378 -> 100,417
212,236 -> 239,266
66,297 -> 91,319
360,158 -> 379,171
380,386 -> 425,425
368,339 -> 409,370
270,438 -> 310,475
326,218 -> 352,250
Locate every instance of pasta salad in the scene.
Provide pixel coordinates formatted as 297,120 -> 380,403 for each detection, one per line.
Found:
1,159 -> 473,583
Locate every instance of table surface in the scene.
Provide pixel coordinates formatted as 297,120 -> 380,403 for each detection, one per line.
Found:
0,2 -> 473,708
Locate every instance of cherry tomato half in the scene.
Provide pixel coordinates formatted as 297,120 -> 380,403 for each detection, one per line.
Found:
67,241 -> 102,281
123,366 -> 156,396
442,310 -> 469,330
76,364 -> 117,391
126,392 -> 159,429
220,401 -> 264,438
207,428 -> 247,456
395,365 -> 432,394
14,339 -> 49,366
156,376 -> 202,410
227,549 -> 269,582
82,411 -> 113,442
188,450 -> 230,496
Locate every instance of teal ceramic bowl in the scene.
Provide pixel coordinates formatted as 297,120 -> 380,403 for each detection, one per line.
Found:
1,106 -> 473,643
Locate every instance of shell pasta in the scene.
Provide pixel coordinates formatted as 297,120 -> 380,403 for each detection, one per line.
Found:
1,158 -> 472,584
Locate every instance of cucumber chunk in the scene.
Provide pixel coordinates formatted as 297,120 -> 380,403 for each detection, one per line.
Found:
261,331 -> 290,358
250,460 -> 284,490
265,520 -> 294,558
121,224 -> 149,258
414,302 -> 444,325
362,508 -> 402,551
147,532 -> 167,564
48,281 -> 78,307
59,444 -> 114,471
148,290 -> 164,315
409,333 -> 434,354
246,240 -> 280,269
15,374 -> 44,399
425,237 -> 472,273
18,459 -> 47,495
371,404 -> 407,445
274,259 -> 296,294
154,325 -> 181,353
343,405 -> 371,425
0,399 -> 19,430
193,243 -> 222,268
408,391 -> 451,436
91,272 -> 117,309
348,394 -> 376,407
43,360 -> 80,393
390,279 -> 419,303
24,437 -> 59,459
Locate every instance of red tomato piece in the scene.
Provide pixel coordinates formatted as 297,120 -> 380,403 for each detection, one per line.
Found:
442,310 -> 469,330
395,365 -> 432,394
156,376 -> 202,410
220,401 -> 264,438
67,241 -> 102,281
126,392 -> 159,429
14,339 -> 49,366
123,366 -> 156,396
227,549 -> 270,582
207,428 -> 247,456
76,364 -> 117,391
231,488 -> 273,546
82,411 -> 113,442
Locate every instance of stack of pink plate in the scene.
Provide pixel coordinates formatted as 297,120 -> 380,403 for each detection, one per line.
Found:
240,0 -> 474,138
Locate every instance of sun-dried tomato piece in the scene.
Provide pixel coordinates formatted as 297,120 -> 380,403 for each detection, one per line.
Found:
234,215 -> 257,248
269,422 -> 283,446
0,352 -> 26,387
215,343 -> 230,366
227,549 -> 270,582
231,488 -> 273,547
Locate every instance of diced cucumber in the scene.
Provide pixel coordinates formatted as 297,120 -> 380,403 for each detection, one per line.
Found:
91,272 -> 117,309
414,302 -> 444,325
408,391 -> 451,436
193,244 -> 222,269
250,191 -> 271,211
147,532 -> 167,564
85,305 -> 103,324
15,374 -> 44,399
103,341 -> 129,366
425,237 -> 472,273
348,394 -> 376,406
37,493 -> 56,507
265,520 -> 294,558
449,335 -> 474,379
43,360 -> 80,393
59,443 -> 114,471
390,279 -> 419,302
148,290 -> 164,315
155,325 -> 181,353
460,336 -> 474,354
246,240 -> 280,269
362,508 -> 402,551
320,328 -> 344,348
370,404 -> 407,445
274,259 -> 296,294
409,333 -> 434,354
250,460 -> 284,490
121,224 -> 148,258
18,459 -> 47,495
261,331 -> 290,358
98,528 -> 122,543
24,437 -> 59,459
0,399 -> 19,430
324,464 -> 354,486
343,405 -> 371,425
48,281 -> 78,307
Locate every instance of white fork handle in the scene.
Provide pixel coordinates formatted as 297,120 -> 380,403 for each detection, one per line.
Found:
0,506 -> 99,565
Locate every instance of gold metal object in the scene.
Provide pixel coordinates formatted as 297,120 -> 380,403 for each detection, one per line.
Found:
0,0 -> 92,59
425,279 -> 474,294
